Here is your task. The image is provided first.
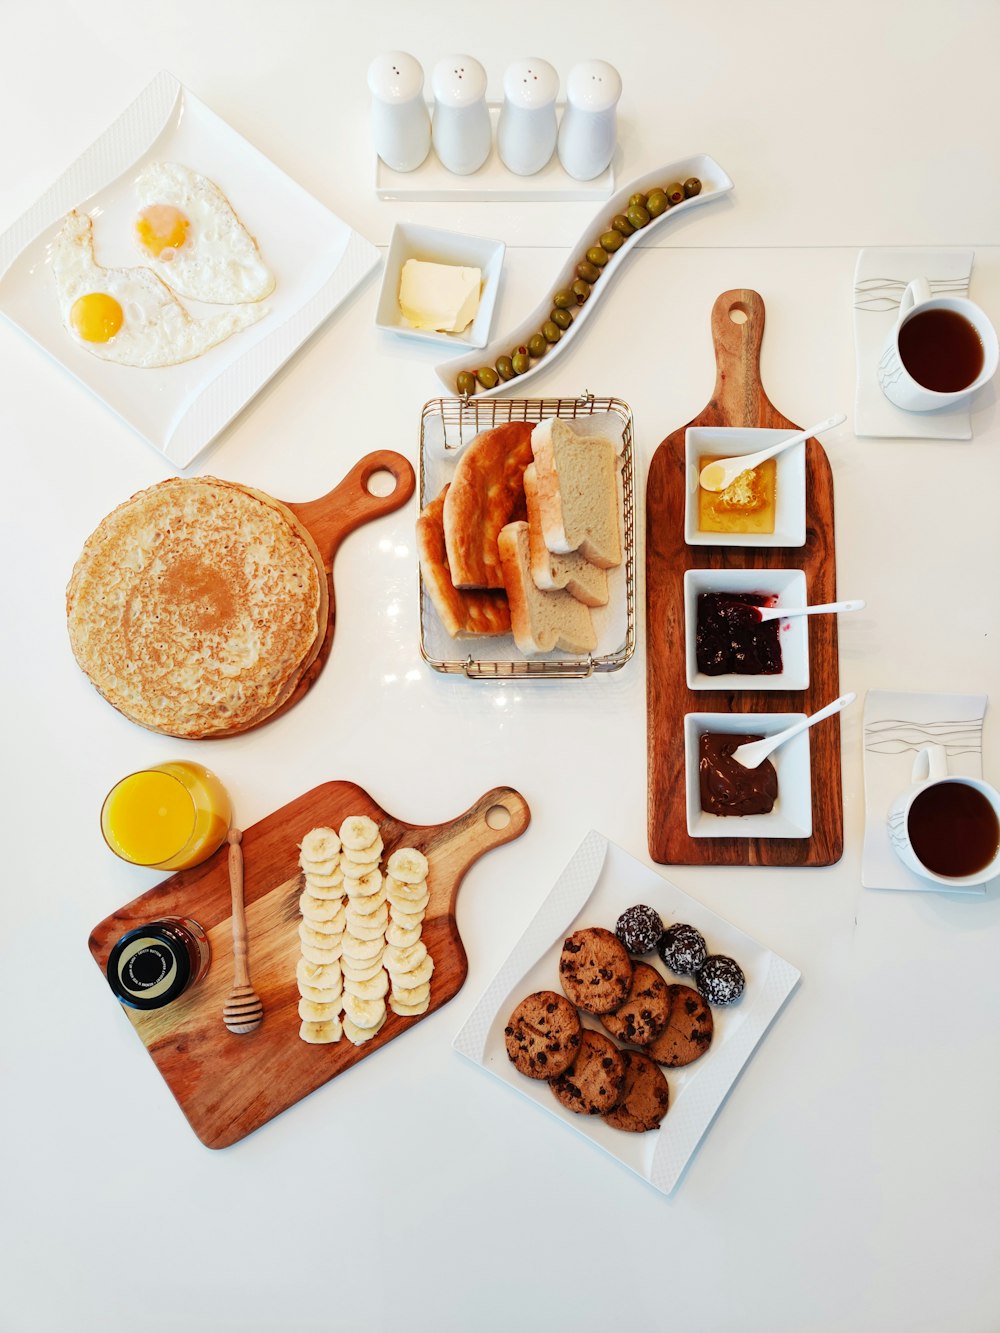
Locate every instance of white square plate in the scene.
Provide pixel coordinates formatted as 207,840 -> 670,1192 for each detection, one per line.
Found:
453,832 -> 800,1196
684,711 -> 813,838
0,71 -> 380,468
375,222 -> 504,349
684,427 -> 806,548
683,567 -> 809,691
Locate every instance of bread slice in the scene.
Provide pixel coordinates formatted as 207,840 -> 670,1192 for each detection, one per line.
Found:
417,486 -> 511,637
497,521 -> 596,656
530,418 -> 621,568
523,464 -> 608,608
442,421 -> 534,588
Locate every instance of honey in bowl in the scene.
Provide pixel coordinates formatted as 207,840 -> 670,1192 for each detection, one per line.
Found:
697,456 -> 776,535
101,761 -> 231,871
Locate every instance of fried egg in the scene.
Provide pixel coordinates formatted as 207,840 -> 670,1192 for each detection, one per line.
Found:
51,211 -> 267,368
133,162 -> 275,304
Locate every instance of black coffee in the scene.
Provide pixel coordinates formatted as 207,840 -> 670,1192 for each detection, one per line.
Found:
907,781 -> 999,877
898,308 -> 984,393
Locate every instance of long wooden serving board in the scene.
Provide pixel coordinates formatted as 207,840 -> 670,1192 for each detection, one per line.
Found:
88,782 -> 530,1147
646,289 -> 843,866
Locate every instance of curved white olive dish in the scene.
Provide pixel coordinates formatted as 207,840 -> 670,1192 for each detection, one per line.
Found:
435,153 -> 734,398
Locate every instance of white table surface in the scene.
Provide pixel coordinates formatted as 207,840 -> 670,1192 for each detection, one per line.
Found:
2,4 -> 999,1331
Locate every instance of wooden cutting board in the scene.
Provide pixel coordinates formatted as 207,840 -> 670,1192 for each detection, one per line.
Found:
646,289 -> 843,866
88,782 -> 530,1147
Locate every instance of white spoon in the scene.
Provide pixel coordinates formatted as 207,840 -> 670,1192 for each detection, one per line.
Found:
731,691 -> 857,770
698,412 -> 846,492
755,597 -> 865,623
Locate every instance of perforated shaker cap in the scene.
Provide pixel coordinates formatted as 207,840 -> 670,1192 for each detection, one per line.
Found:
431,55 -> 487,107
367,51 -> 424,102
502,58 -> 559,109
565,60 -> 622,111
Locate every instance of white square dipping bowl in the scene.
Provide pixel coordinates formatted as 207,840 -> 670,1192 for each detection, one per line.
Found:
375,222 -> 505,349
684,711 -> 813,839
684,427 -> 806,548
684,567 -> 809,691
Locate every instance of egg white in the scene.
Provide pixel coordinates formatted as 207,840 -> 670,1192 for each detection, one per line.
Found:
133,162 -> 275,305
51,211 -> 267,368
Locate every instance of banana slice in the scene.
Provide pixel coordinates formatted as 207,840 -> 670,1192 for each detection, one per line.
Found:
389,995 -> 430,1018
299,891 -> 344,923
385,921 -> 423,949
303,868 -> 345,891
302,879 -> 345,903
345,887 -> 387,917
344,970 -> 389,1001
298,855 -> 339,878
298,996 -> 343,1022
387,892 -> 430,919
386,847 -> 428,885
299,1017 -> 343,1044
298,980 -> 344,1005
300,940 -> 344,966
344,914 -> 389,942
342,838 -> 384,864
299,918 -> 345,951
346,869 -> 383,899
296,957 -> 342,990
388,907 -> 426,931
341,933 -> 384,960
299,827 -> 342,863
341,858 -> 381,881
342,993 -> 387,1030
391,980 -> 431,1006
343,1012 -> 386,1046
384,872 -> 427,897
384,941 -> 428,973
304,913 -> 347,937
341,957 -> 385,983
339,815 -> 381,851
387,955 -> 434,989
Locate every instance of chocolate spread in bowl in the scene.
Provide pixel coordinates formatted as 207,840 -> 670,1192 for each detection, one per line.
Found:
699,732 -> 778,816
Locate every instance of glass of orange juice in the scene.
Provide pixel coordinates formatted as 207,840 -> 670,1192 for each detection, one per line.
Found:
101,761 -> 232,871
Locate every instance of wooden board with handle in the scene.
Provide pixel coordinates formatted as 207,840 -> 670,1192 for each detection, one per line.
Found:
88,782 -> 530,1148
646,289 -> 843,866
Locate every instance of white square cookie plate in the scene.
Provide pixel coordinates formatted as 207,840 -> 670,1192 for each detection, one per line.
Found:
0,71 -> 379,468
453,831 -> 800,1195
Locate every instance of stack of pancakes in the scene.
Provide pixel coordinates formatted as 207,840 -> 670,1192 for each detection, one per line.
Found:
66,477 -> 328,738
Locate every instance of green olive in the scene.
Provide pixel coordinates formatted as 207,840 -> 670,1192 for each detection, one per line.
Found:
571,278 -> 592,303
683,176 -> 703,198
456,370 -> 477,396
541,320 -> 561,344
646,188 -> 669,217
665,181 -> 685,206
495,354 -> 515,381
475,366 -> 499,390
585,245 -> 609,268
600,229 -> 624,253
511,348 -> 530,374
550,307 -> 572,330
577,259 -> 602,284
626,202 -> 650,229
628,192 -> 647,209
611,213 -> 635,237
552,288 -> 575,309
527,332 -> 548,358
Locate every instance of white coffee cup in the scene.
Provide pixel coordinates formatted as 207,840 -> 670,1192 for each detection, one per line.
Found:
887,744 -> 1000,887
877,277 -> 998,411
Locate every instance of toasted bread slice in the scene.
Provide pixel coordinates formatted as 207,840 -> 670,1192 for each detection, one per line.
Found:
530,418 -> 621,568
417,486 -> 510,637
497,521 -> 596,656
523,464 -> 609,607
443,421 -> 534,588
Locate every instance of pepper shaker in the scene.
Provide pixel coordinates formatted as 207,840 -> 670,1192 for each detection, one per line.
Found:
431,55 -> 491,176
557,60 -> 622,181
497,58 -> 559,176
367,51 -> 431,173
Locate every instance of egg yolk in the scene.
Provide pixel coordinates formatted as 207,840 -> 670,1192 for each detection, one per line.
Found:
70,292 -> 124,343
135,204 -> 190,258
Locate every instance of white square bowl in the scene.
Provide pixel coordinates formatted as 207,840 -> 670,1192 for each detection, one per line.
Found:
683,427 -> 806,548
684,711 -> 812,839
375,222 -> 505,349
684,567 -> 809,691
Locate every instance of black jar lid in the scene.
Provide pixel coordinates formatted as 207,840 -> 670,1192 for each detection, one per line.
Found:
106,920 -> 192,1011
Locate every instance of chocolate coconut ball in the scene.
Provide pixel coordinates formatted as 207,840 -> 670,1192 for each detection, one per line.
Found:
657,923 -> 708,976
615,904 -> 663,955
696,955 -> 746,1006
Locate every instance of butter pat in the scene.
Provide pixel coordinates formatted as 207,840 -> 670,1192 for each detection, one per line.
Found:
398,259 -> 482,334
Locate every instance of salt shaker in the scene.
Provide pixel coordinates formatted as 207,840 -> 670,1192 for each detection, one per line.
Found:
497,58 -> 559,176
557,60 -> 622,181
367,51 -> 431,173
431,55 -> 491,176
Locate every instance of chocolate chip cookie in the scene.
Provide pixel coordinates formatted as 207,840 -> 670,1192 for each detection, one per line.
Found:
603,1050 -> 671,1132
599,962 -> 670,1047
504,990 -> 582,1080
559,926 -> 633,1014
550,1030 -> 626,1116
646,983 -> 714,1068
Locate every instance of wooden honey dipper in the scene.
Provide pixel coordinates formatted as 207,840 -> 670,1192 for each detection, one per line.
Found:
222,829 -> 264,1034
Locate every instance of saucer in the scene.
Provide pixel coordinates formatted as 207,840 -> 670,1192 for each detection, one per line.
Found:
861,688 -> 989,894
853,248 -> 974,440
